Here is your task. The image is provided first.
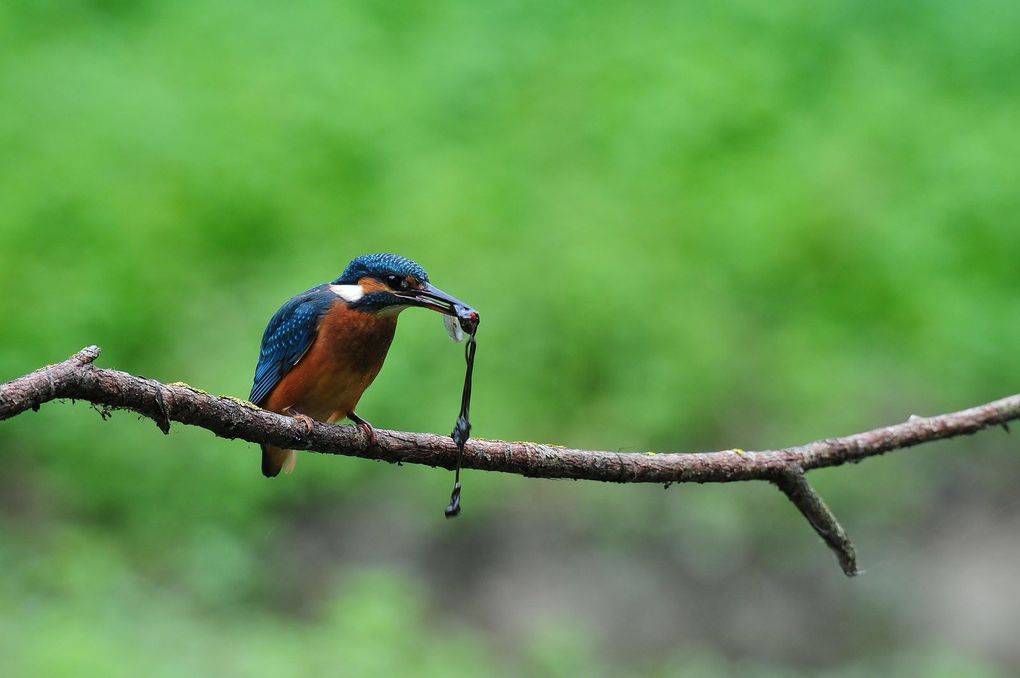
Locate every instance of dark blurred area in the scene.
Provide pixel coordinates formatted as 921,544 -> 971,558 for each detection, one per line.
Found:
1,1 -> 1019,675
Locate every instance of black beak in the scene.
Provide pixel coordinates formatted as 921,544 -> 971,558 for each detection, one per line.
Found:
395,283 -> 474,318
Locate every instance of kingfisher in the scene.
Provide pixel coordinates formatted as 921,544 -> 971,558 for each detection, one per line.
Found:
249,253 -> 474,477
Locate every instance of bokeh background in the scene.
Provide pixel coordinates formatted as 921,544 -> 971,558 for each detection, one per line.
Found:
2,1 -> 1019,675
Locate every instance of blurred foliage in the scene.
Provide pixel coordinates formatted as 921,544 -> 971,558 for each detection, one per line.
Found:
1,0 -> 1019,675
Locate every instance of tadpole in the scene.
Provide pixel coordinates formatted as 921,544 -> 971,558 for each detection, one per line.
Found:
445,305 -> 479,518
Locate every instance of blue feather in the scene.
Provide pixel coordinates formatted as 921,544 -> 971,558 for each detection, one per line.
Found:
249,285 -> 337,406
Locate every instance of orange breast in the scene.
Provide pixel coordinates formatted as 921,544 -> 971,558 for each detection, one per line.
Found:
264,303 -> 398,422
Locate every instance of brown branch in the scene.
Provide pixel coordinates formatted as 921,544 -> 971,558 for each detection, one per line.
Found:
772,468 -> 858,576
2,346 -> 1018,576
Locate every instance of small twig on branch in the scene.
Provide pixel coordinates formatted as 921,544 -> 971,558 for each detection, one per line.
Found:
772,468 -> 857,576
2,346 -> 1018,576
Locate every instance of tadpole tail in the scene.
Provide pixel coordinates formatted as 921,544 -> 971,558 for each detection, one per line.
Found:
446,332 -> 477,518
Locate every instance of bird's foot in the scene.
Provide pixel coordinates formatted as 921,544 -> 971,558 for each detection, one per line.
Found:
284,407 -> 315,436
348,411 -> 377,446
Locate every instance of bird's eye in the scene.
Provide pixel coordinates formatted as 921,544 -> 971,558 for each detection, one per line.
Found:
386,274 -> 409,291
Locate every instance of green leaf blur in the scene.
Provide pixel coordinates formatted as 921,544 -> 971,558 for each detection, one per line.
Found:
1,0 -> 1018,675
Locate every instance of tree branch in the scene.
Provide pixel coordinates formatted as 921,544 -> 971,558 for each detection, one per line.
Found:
772,468 -> 857,576
2,346 -> 1017,576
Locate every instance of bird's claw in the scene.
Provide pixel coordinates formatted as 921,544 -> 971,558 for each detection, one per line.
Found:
284,407 -> 315,436
296,414 -> 315,435
348,412 -> 377,447
357,420 -> 377,446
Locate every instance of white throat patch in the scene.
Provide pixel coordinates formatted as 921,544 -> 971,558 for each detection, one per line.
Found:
329,284 -> 365,303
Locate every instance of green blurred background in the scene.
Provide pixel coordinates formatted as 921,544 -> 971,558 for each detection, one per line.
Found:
2,1 -> 1019,675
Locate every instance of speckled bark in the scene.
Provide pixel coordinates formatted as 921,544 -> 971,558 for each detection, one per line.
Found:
2,346 -> 1018,576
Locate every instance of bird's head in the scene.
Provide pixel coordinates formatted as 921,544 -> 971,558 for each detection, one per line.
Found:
331,254 -> 476,335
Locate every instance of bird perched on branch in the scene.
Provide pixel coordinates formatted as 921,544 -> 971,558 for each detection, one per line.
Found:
249,253 -> 474,477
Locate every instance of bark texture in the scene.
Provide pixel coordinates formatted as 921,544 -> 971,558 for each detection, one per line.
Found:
3,346 -> 1018,576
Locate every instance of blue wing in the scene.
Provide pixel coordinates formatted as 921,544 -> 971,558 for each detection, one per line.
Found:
249,285 -> 337,406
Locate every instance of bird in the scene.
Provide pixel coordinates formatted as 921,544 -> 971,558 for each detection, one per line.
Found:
249,253 -> 473,477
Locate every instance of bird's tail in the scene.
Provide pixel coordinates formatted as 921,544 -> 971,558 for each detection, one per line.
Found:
261,445 -> 297,477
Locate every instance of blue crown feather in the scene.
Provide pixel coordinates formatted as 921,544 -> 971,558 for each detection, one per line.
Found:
334,253 -> 429,285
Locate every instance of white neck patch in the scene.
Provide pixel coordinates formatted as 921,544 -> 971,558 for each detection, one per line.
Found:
330,284 -> 365,303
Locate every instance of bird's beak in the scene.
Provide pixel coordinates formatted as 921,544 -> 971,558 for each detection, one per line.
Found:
394,283 -> 473,318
